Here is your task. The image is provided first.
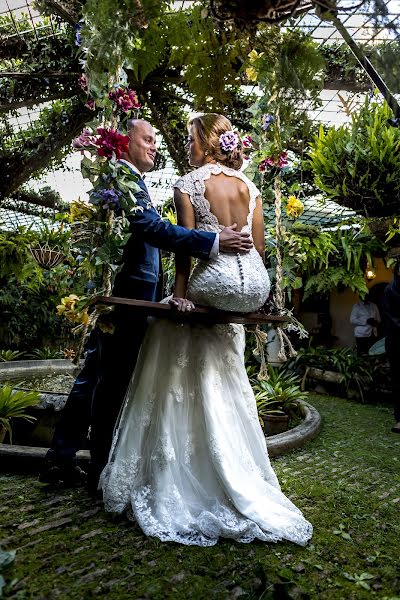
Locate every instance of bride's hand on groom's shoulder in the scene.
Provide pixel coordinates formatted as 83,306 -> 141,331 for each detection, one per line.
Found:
219,224 -> 253,254
169,297 -> 195,312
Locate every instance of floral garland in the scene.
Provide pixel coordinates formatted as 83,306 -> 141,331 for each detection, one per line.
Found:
57,53 -> 143,343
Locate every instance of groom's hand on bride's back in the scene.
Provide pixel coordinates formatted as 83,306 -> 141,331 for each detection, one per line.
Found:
219,224 -> 253,254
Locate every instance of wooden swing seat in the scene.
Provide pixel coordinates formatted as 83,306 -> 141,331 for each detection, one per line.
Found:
94,296 -> 290,326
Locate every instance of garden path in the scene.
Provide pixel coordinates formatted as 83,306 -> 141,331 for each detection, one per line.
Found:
0,394 -> 399,599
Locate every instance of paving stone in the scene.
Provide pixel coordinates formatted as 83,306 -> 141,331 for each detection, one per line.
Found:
79,528 -> 103,540
18,518 -> 41,530
15,537 -> 43,551
42,495 -> 72,508
72,545 -> 90,554
70,563 -> 96,577
78,568 -> 109,584
379,492 -> 390,499
78,507 -> 101,519
28,517 -> 72,536
50,507 -> 79,520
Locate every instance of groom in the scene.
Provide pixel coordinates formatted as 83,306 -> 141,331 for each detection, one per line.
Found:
40,119 -> 253,489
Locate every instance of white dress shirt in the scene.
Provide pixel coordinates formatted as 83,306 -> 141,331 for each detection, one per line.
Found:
350,301 -> 380,337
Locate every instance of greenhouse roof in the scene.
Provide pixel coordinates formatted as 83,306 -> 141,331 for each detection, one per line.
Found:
0,0 -> 398,228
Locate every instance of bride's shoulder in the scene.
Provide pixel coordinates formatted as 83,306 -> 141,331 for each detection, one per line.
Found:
174,166 -> 209,188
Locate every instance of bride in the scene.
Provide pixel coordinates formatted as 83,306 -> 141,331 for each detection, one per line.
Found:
100,113 -> 313,546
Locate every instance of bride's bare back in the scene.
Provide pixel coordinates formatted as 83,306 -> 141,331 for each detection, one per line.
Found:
204,173 -> 251,231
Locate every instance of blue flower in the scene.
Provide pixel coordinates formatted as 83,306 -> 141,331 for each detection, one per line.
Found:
91,188 -> 121,211
261,114 -> 275,130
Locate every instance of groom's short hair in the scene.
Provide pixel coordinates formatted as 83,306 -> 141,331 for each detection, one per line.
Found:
127,119 -> 151,133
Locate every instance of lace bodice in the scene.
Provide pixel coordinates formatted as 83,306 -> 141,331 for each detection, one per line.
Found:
174,163 -> 261,234
174,163 -> 269,313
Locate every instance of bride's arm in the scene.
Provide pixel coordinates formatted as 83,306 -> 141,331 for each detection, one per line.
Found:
172,189 -> 196,300
252,196 -> 265,262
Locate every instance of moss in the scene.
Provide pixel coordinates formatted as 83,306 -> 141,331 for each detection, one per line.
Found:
1,394 -> 399,599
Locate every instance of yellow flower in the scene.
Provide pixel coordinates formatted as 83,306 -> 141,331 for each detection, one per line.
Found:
97,320 -> 115,335
70,199 -> 96,222
76,309 -> 90,326
248,50 -> 264,63
63,348 -> 76,360
286,196 -> 304,219
245,66 -> 258,82
59,294 -> 80,311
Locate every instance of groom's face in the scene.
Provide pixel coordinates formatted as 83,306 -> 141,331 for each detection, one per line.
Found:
127,121 -> 157,173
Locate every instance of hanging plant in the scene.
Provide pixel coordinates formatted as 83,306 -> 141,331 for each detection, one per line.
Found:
29,222 -> 71,270
308,96 -> 400,218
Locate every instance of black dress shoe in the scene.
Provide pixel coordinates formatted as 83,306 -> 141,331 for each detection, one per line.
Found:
391,421 -> 400,434
38,464 -> 87,486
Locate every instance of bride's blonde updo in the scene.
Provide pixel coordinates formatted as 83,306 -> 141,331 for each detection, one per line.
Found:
189,113 -> 243,170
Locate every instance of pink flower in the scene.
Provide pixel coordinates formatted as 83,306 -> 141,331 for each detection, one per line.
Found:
72,128 -> 96,149
109,87 -> 141,113
258,151 -> 288,171
277,152 -> 288,168
96,127 -> 130,160
78,73 -> 88,92
85,98 -> 96,111
242,135 -> 253,149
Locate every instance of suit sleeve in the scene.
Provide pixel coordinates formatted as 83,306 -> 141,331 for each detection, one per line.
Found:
126,191 -> 216,261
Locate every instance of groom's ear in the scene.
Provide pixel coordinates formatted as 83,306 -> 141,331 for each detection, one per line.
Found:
150,152 -> 166,171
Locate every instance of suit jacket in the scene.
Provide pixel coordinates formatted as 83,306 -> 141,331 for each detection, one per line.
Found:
112,168 -> 216,302
384,273 -> 400,340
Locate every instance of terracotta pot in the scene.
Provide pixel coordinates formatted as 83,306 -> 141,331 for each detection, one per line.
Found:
262,413 -> 289,436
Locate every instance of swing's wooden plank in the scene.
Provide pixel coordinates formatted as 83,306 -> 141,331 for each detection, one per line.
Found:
94,296 -> 290,325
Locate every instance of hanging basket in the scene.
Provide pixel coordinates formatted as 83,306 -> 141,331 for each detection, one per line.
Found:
209,0 -> 314,25
29,243 -> 66,270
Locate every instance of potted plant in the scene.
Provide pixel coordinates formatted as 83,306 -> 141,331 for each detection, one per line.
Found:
308,97 -> 400,221
0,383 -> 40,443
251,365 -> 308,436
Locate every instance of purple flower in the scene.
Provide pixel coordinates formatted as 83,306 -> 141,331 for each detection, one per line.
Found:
261,114 -> 274,130
74,23 -> 82,46
91,188 -> 121,211
219,131 -> 239,152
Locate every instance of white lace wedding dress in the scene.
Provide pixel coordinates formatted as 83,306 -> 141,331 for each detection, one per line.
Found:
100,163 -> 313,546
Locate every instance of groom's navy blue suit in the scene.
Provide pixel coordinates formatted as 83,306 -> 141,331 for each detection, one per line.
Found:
47,167 -> 216,475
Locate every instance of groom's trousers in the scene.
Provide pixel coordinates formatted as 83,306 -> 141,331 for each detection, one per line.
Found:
46,306 -> 149,473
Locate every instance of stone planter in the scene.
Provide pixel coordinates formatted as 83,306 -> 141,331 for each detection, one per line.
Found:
262,413 -> 289,436
0,360 -> 78,447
